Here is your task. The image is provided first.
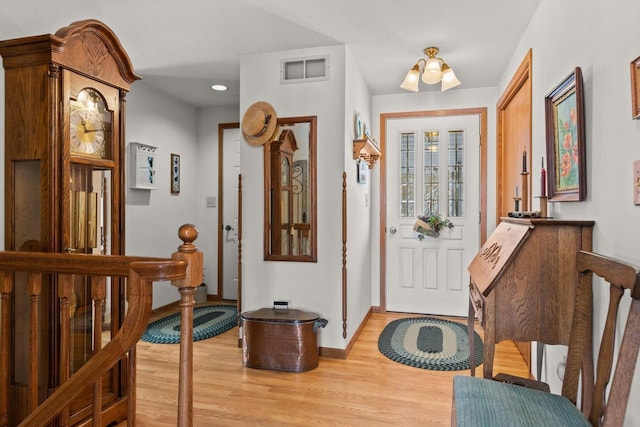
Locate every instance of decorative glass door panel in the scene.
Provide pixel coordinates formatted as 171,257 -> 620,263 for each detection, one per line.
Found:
400,129 -> 465,219
423,130 -> 440,216
448,130 -> 465,217
68,164 -> 113,374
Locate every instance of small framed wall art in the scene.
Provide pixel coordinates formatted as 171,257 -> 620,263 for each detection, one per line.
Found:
544,67 -> 586,202
171,153 -> 180,194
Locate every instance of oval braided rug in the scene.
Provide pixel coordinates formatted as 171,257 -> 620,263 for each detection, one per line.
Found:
141,305 -> 238,344
378,317 -> 483,371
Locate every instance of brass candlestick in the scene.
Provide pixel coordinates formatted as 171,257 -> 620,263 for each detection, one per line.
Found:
538,196 -> 548,218
520,172 -> 529,212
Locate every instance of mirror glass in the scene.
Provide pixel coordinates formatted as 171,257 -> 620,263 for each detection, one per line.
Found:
264,116 -> 317,261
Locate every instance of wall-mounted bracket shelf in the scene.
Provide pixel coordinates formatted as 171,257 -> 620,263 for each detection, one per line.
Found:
353,137 -> 381,169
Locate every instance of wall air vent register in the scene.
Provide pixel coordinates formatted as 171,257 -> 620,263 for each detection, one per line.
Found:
281,56 -> 329,84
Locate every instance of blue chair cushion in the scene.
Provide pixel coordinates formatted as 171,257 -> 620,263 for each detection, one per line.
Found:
453,376 -> 591,427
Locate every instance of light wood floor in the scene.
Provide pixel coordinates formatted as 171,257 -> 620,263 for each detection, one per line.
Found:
133,309 -> 529,426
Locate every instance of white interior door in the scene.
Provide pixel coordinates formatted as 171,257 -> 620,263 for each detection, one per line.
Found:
222,127 -> 240,300
386,115 -> 480,316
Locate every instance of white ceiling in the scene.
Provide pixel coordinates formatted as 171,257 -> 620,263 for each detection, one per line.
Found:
0,0 -> 541,108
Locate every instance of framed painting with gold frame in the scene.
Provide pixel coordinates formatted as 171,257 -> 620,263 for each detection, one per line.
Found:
544,67 -> 586,202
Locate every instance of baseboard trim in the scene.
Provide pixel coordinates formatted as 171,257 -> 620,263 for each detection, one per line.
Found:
150,300 -> 180,316
319,307 -> 373,360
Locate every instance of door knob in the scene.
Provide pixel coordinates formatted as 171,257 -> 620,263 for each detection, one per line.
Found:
389,227 -> 397,235
224,225 -> 234,231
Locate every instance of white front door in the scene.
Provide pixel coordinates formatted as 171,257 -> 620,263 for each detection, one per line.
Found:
386,115 -> 480,316
222,127 -> 240,300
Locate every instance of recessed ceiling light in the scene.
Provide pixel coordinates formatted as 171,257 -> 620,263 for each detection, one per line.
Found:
211,84 -> 228,91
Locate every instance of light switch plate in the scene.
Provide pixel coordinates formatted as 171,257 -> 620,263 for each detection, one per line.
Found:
635,160 -> 640,205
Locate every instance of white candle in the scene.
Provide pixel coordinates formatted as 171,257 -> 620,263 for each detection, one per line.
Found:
515,185 -> 519,198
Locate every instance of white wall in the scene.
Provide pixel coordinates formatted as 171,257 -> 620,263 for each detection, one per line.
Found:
240,45 -> 349,349
344,47 -> 374,340
499,0 -> 640,423
126,82 -> 200,309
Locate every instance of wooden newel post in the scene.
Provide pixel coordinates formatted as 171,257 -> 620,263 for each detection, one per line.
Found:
171,224 -> 203,427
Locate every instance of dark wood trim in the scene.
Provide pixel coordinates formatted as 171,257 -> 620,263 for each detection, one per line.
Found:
318,347 -> 346,359
320,307 -> 372,360
496,49 -> 532,225
237,174 -> 243,321
217,123 -> 240,299
631,56 -> 640,119
342,172 -> 347,339
379,107 -> 488,312
263,116 -> 318,262
495,50 -> 533,371
380,116 -> 388,312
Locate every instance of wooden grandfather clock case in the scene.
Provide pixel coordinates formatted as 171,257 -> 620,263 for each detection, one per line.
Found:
0,20 -> 139,424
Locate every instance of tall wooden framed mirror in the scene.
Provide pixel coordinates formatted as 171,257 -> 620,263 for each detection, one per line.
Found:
264,116 -> 317,261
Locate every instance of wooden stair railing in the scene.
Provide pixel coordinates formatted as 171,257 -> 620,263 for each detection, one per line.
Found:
0,224 -> 202,427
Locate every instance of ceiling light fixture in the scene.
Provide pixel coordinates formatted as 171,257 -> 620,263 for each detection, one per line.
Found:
400,47 -> 461,92
211,84 -> 228,91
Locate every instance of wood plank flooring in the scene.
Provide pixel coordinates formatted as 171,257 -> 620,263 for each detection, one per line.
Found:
133,309 -> 529,426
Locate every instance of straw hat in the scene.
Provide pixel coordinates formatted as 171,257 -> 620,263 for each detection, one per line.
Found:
241,101 -> 278,146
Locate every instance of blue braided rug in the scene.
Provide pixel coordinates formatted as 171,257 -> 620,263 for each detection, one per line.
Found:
141,305 -> 238,344
378,317 -> 483,371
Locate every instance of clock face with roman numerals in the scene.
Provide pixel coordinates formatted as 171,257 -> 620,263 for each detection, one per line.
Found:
70,108 -> 105,155
69,88 -> 111,158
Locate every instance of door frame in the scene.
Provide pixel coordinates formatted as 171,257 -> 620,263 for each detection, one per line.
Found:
217,122 -> 240,300
496,49 -> 532,223
378,108 -> 487,312
496,49 -> 533,369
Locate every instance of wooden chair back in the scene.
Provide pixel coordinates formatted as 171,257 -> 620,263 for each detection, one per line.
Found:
564,250 -> 640,426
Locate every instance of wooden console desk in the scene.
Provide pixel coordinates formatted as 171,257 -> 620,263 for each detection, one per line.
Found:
468,218 -> 594,378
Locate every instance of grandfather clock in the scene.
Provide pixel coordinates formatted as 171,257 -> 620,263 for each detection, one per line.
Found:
0,20 -> 139,424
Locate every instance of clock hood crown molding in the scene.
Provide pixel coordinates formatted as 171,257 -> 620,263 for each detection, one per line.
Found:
0,19 -> 140,90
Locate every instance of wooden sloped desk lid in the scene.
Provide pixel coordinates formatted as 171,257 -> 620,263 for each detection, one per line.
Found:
468,220 -> 531,296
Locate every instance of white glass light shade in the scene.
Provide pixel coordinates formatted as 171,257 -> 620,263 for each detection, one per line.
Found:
440,65 -> 461,91
421,57 -> 442,84
400,66 -> 420,92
